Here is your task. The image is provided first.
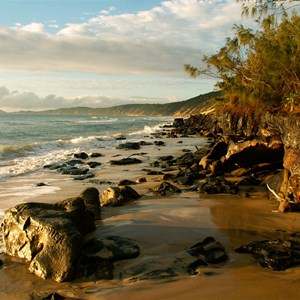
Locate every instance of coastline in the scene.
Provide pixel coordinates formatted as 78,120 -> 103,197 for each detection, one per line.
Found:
1,128 -> 300,299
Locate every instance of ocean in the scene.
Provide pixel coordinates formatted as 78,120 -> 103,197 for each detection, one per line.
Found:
0,114 -> 173,180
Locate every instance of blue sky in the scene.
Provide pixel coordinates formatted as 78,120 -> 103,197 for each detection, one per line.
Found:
0,0 -> 254,111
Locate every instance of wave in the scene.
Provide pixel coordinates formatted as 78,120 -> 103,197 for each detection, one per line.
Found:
74,118 -> 118,124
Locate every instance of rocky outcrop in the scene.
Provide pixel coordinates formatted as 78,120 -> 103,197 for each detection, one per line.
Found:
184,112 -> 300,211
1,188 -> 100,282
101,186 -> 141,206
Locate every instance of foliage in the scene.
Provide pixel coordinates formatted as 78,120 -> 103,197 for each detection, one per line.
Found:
185,9 -> 300,114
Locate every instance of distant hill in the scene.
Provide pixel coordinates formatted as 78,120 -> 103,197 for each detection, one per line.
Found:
0,110 -> 7,114
15,91 -> 220,116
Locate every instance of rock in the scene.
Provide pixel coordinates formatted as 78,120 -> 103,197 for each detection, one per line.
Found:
197,177 -> 239,194
83,236 -> 140,261
87,161 -> 102,168
73,173 -> 95,181
1,195 -> 96,282
109,157 -> 142,165
151,181 -> 181,196
154,141 -> 165,146
187,237 -> 228,274
58,166 -> 89,176
118,179 -> 137,186
65,159 -> 84,166
36,182 -> 49,187
101,186 -> 141,207
136,177 -> 147,183
74,152 -> 89,159
90,153 -> 103,158
79,187 -> 101,220
139,141 -> 153,146
116,142 -> 141,150
0,259 -> 3,266
173,118 -> 184,128
77,255 -> 114,280
235,234 -> 300,271
115,135 -> 126,140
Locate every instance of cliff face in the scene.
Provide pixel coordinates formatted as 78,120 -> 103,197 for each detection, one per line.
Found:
184,112 -> 300,211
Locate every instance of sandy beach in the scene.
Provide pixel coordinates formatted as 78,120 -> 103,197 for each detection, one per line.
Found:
1,135 -> 300,300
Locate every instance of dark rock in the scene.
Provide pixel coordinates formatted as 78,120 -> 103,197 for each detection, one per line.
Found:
187,237 -> 228,265
87,161 -> 102,168
139,141 -> 154,146
158,155 -> 174,162
79,187 -> 101,220
115,135 -> 126,140
147,170 -> 164,175
0,259 -> 3,266
118,179 -> 137,186
36,182 -> 49,187
136,177 -> 147,183
58,166 -> 89,176
65,159 -> 84,166
44,162 -> 67,170
74,152 -> 89,159
101,186 -> 141,207
83,236 -> 140,261
235,235 -> 300,271
154,141 -> 165,146
173,118 -> 184,128
1,195 -> 95,282
90,153 -> 103,158
197,177 -> 239,194
152,181 -> 181,196
116,142 -> 141,150
109,157 -> 142,165
42,292 -> 66,300
187,259 -> 208,275
73,173 -> 95,181
77,255 -> 114,280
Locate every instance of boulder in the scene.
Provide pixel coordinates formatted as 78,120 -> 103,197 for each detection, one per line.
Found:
87,161 -> 102,168
109,157 -> 142,165
116,142 -> 141,150
1,188 -> 100,282
151,181 -> 181,196
83,236 -> 140,261
74,152 -> 89,159
58,166 -> 89,176
197,177 -> 239,194
101,186 -> 141,207
187,237 -> 228,275
90,153 -> 103,158
235,233 -> 300,271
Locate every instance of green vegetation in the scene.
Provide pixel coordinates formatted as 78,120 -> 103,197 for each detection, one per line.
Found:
185,1 -> 300,115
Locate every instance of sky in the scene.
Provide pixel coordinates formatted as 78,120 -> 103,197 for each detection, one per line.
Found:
0,0 -> 256,112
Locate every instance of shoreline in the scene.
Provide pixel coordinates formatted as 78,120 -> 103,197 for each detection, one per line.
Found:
1,129 -> 300,299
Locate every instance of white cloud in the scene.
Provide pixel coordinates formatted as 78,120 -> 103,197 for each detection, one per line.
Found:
0,0 -> 251,77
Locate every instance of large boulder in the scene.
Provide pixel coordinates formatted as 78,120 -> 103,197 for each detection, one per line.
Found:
1,188 -> 100,282
101,186 -> 141,207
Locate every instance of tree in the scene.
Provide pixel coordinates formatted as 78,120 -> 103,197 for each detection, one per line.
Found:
185,3 -> 300,113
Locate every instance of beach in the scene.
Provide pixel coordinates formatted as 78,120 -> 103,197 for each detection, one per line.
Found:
1,133 -> 300,300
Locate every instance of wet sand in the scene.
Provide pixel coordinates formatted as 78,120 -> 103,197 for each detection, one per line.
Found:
1,136 -> 300,300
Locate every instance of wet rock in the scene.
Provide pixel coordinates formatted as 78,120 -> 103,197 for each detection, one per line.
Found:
115,135 -> 126,140
74,152 -> 89,159
87,161 -> 102,168
109,157 -> 142,165
118,179 -> 137,186
235,235 -> 300,271
173,118 -> 184,128
77,255 -> 114,280
90,152 -> 103,158
154,141 -> 165,146
151,181 -> 181,196
197,177 -> 239,194
65,159 -> 84,166
1,193 -> 96,282
72,173 -> 95,181
58,166 -> 89,176
36,182 -> 49,187
83,236 -> 140,261
146,170 -> 164,175
187,259 -> 208,275
79,187 -> 101,220
101,186 -> 141,207
0,259 -> 3,266
139,141 -> 153,146
116,142 -> 141,150
187,237 -> 228,264
136,177 -> 147,183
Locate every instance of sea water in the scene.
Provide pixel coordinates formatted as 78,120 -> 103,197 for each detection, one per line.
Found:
0,114 -> 172,179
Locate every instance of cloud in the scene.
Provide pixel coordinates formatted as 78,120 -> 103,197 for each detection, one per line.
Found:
0,0 -> 251,77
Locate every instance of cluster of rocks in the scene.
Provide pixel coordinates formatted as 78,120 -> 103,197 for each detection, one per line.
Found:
44,152 -> 103,180
0,187 -> 142,282
172,113 -> 300,212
